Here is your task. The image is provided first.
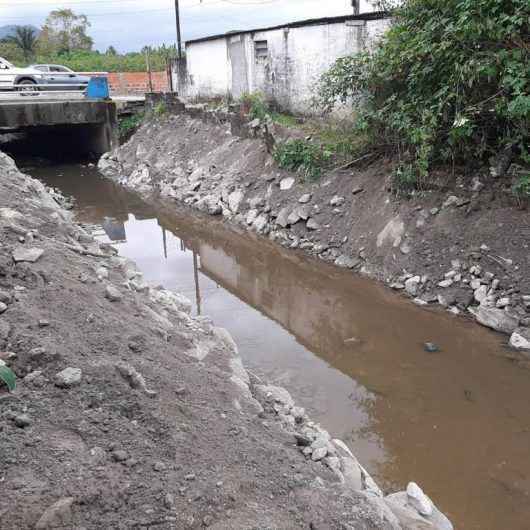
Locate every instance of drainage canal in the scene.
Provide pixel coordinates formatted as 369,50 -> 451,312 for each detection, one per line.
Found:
17,159 -> 530,530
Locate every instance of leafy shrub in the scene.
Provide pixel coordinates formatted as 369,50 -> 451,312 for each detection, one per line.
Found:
153,101 -> 167,117
317,0 -> 530,187
273,139 -> 332,181
118,113 -> 144,138
240,92 -> 269,121
513,174 -> 530,198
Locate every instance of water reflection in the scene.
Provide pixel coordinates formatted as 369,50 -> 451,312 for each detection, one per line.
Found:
29,162 -> 530,530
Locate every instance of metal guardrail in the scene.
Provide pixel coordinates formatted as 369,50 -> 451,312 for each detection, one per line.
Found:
0,83 -> 88,100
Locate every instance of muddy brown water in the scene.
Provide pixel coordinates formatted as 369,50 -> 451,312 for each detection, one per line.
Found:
26,162 -> 530,530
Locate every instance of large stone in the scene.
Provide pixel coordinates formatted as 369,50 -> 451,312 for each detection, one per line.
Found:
115,362 -> 157,396
334,255 -> 359,269
298,193 -> 312,204
276,207 -> 290,228
330,195 -> 345,207
405,276 -> 421,296
442,195 -> 460,209
54,367 -> 82,388
473,306 -> 519,334
509,328 -> 530,351
377,216 -> 404,248
0,302 -> 6,314
228,190 -> 244,214
474,285 -> 488,303
12,247 -> 44,263
35,497 -> 75,529
252,213 -> 269,234
406,482 -> 432,516
296,205 -> 310,220
311,446 -> 328,461
246,209 -> 258,225
105,285 -> 122,302
306,218 -> 320,231
287,210 -> 302,225
280,177 -> 295,191
386,491 -> 453,530
254,384 -> 294,409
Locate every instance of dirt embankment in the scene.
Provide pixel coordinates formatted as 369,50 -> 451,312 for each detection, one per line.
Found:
0,154 -> 453,528
99,107 -> 530,351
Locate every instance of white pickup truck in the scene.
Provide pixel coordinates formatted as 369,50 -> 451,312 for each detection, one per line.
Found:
0,56 -> 45,91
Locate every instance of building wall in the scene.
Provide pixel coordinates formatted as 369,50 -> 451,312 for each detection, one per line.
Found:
186,38 -> 229,98
184,15 -> 390,114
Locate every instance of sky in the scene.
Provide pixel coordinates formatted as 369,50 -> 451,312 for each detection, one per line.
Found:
0,0 -> 374,52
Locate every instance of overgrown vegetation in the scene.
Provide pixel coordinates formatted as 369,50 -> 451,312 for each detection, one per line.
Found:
153,101 -> 167,117
240,92 -> 269,121
273,139 -> 332,181
317,0 -> 530,191
513,174 -> 530,197
118,112 -> 144,140
239,92 -> 363,179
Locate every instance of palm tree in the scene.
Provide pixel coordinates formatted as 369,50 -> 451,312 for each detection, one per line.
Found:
4,26 -> 38,62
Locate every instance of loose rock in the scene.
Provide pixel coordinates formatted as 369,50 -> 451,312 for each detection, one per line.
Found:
105,284 -> 122,302
473,306 -> 519,334
14,413 -> 31,428
35,497 -> 75,529
12,247 -> 44,263
280,177 -> 295,191
306,218 -> 320,231
54,367 -> 82,388
406,482 -> 433,516
509,328 -> 530,351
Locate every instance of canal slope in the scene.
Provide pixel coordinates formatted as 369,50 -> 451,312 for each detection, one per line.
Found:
98,109 -> 530,349
0,156 -> 452,528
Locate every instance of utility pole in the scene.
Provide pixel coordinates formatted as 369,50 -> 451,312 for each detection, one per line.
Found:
175,0 -> 183,59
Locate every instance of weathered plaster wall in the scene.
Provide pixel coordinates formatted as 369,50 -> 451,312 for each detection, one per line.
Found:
186,38 -> 229,98
184,15 -> 391,113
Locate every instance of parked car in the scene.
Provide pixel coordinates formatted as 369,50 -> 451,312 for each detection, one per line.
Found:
0,56 -> 45,91
29,64 -> 90,91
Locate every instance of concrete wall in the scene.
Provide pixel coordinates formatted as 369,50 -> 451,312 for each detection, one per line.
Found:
184,14 -> 391,114
186,39 -> 229,98
0,100 -> 118,155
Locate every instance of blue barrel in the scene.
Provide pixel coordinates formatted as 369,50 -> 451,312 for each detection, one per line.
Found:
86,77 -> 110,99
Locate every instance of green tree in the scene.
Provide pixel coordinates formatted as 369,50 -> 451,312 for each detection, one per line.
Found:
0,41 -> 24,64
39,9 -> 93,55
3,26 -> 38,61
318,0 -> 529,186
106,45 -> 117,56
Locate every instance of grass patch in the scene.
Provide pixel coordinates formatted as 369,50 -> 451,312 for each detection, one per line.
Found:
273,139 -> 332,181
118,113 -> 144,138
270,112 -> 300,128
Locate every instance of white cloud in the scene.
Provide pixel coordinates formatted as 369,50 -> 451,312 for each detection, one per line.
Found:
0,0 -> 371,51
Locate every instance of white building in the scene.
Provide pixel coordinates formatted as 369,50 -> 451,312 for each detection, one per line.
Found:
182,12 -> 390,114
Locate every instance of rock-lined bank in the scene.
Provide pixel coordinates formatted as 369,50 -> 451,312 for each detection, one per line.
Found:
0,156 -> 453,528
99,105 -> 530,351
